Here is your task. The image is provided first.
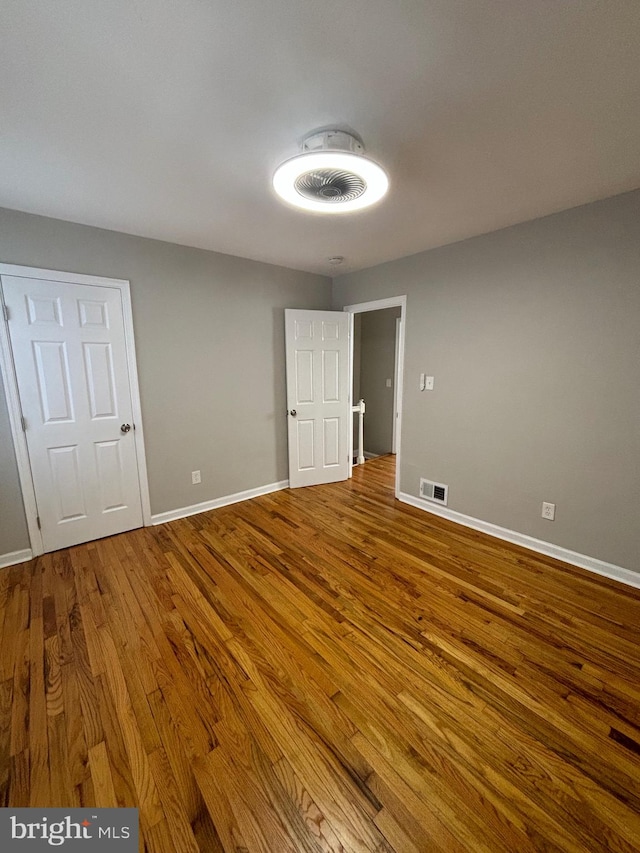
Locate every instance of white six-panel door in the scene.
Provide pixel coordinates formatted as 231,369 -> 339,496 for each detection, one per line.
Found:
285,309 -> 350,488
2,274 -> 144,552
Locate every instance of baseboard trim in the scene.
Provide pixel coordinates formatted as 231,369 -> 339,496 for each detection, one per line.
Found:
398,492 -> 639,590
0,548 -> 33,569
151,480 -> 290,526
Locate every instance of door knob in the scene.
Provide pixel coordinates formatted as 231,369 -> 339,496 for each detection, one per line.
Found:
120,423 -> 132,433
289,410 -> 297,417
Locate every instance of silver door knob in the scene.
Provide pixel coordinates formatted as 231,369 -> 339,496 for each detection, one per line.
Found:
289,410 -> 297,417
120,423 -> 132,433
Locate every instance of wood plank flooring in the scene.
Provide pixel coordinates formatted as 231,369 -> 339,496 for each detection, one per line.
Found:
1,455 -> 640,851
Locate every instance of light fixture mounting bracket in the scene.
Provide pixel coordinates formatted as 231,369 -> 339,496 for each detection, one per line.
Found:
301,130 -> 364,156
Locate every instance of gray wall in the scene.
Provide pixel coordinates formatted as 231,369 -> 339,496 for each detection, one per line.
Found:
359,308 -> 401,456
0,371 -> 30,552
0,208 -> 331,554
333,190 -> 640,572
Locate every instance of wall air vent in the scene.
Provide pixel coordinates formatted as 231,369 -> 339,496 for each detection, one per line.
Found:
419,478 -> 448,506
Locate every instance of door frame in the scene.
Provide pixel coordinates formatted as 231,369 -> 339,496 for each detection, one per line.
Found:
393,315 -> 401,454
343,295 -> 406,499
0,263 -> 152,556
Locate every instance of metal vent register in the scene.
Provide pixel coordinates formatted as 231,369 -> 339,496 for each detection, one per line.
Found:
420,478 -> 449,506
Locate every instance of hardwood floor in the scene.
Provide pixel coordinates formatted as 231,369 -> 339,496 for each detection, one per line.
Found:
1,455 -> 640,851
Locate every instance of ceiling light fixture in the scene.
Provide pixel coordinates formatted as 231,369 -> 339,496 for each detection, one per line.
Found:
273,130 -> 388,214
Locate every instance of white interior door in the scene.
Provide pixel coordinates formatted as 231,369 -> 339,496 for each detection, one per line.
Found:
2,274 -> 144,552
285,309 -> 350,488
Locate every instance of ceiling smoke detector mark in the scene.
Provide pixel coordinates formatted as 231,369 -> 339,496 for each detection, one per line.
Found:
273,130 -> 389,214
420,478 -> 448,506
328,256 -> 344,266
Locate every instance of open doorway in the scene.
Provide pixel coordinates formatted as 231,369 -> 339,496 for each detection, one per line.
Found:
352,307 -> 401,458
343,296 -> 406,498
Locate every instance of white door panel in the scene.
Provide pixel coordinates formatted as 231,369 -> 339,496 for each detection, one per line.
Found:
84,342 -> 118,418
48,444 -> 86,522
95,439 -> 128,512
285,309 -> 349,488
2,275 -> 143,552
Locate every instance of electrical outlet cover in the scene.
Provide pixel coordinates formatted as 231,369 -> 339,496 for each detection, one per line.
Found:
541,501 -> 555,520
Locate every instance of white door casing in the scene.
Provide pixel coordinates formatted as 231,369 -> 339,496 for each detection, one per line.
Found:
0,267 -> 149,553
393,315 -> 401,454
285,309 -> 350,488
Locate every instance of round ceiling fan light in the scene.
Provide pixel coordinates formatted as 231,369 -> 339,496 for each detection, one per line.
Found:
272,135 -> 389,214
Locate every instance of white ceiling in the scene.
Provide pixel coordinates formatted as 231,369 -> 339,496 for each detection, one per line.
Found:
1,1 -> 639,275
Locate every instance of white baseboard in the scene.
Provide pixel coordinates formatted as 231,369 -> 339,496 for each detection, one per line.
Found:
0,548 -> 33,569
398,492 -> 639,591
151,479 -> 290,526
363,452 -> 380,460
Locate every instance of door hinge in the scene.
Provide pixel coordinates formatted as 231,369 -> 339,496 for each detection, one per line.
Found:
2,304 -> 8,322
21,415 -> 27,432
36,516 -> 41,530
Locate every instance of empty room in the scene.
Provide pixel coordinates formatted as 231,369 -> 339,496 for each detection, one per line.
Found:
1,2 -> 639,851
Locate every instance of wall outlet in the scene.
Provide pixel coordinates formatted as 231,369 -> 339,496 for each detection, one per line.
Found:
425,375 -> 434,390
541,501 -> 555,520
191,470 -> 201,485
